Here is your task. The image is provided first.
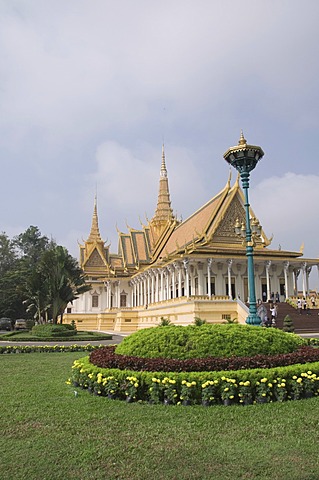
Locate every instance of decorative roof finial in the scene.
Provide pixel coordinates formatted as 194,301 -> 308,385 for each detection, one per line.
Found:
87,194 -> 103,243
150,144 -> 175,229
160,143 -> 167,178
238,130 -> 247,146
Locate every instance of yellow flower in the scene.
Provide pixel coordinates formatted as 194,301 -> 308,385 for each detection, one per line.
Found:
261,378 -> 267,383
297,378 -> 303,384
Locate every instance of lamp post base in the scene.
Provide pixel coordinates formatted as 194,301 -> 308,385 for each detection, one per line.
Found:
245,313 -> 262,326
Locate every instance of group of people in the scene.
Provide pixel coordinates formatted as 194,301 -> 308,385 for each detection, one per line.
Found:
296,296 -> 317,314
262,291 -> 280,304
257,303 -> 278,328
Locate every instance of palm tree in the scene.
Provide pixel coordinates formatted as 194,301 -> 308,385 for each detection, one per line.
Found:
25,245 -> 91,324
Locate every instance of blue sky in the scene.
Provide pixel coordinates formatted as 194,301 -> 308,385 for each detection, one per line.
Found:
0,0 -> 318,286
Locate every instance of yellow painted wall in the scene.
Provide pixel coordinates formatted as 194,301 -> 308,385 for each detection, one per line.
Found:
64,296 -> 247,332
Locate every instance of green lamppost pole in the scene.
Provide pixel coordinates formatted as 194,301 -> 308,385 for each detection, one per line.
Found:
223,132 -> 264,326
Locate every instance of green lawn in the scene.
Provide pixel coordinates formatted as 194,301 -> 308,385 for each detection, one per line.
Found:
1,353 -> 319,480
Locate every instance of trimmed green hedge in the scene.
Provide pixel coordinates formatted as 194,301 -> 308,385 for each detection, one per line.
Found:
115,324 -> 305,359
32,324 -> 76,338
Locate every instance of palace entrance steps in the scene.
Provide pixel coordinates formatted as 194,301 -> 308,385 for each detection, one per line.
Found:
265,302 -> 319,334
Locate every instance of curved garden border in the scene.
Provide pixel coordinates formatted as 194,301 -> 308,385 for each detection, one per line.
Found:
0,344 -> 103,354
70,343 -> 319,406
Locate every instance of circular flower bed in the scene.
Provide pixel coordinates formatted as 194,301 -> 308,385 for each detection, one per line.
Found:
69,326 -> 319,406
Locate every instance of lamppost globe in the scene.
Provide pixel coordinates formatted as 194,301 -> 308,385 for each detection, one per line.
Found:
223,132 -> 264,326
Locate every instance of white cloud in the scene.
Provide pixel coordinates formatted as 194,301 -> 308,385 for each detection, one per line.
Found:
251,173 -> 319,258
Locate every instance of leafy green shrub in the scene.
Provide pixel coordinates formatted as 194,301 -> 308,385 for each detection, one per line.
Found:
194,317 -> 206,326
283,315 -> 294,333
31,323 -> 77,338
115,324 -> 305,360
25,319 -> 35,330
158,317 -> 171,326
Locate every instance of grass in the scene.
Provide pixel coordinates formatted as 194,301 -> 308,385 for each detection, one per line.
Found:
1,353 -> 319,480
0,331 -> 112,341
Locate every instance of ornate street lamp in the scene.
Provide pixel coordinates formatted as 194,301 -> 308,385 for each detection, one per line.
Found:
223,132 -> 264,325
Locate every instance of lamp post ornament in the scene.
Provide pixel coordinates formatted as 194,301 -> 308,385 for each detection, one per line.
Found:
223,131 -> 264,326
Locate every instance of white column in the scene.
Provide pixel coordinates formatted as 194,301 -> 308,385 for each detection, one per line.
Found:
207,259 -> 212,296
146,274 -> 150,306
166,268 -> 170,300
151,271 -> 155,304
136,277 -> 141,307
283,262 -> 289,300
227,259 -> 233,300
306,266 -> 312,297
175,263 -> 182,297
160,270 -> 164,301
155,270 -> 159,303
197,262 -> 204,295
183,259 -> 190,297
265,261 -> 271,301
293,269 -> 300,296
108,282 -> 112,308
130,281 -> 133,307
302,263 -> 307,298
170,265 -> 176,298
116,281 -> 120,308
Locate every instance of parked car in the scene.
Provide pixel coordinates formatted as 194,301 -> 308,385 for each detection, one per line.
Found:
15,319 -> 27,330
0,317 -> 12,331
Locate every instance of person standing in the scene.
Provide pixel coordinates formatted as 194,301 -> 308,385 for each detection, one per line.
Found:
302,297 -> 307,312
297,298 -> 302,314
270,306 -> 277,326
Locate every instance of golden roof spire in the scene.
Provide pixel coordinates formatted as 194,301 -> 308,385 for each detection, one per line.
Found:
87,194 -> 103,243
160,143 -> 168,177
152,144 -> 174,223
238,130 -> 247,146
149,145 -> 176,247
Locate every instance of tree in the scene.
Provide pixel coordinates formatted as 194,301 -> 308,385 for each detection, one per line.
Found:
13,225 -> 50,263
34,245 -> 91,323
0,227 -> 54,320
0,232 -> 17,276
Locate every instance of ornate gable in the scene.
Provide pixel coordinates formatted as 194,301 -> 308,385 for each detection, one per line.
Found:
84,248 -> 106,268
210,194 -> 245,245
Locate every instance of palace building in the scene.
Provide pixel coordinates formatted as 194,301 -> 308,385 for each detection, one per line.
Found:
65,136 -> 318,332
